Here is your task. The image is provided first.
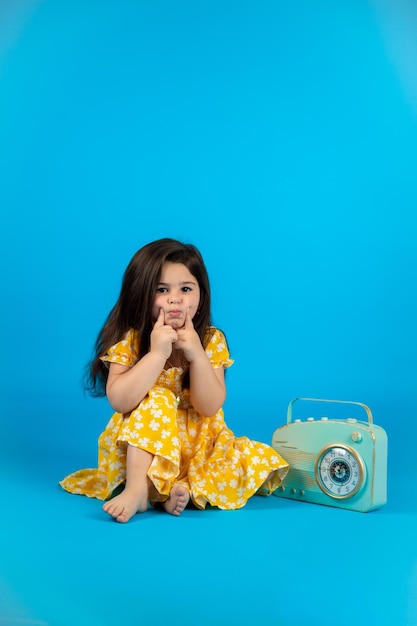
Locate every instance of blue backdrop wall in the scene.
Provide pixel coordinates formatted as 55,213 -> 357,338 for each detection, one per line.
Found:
1,0 -> 416,481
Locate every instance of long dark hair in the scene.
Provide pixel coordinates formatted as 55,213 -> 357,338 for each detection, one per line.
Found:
85,238 -> 212,397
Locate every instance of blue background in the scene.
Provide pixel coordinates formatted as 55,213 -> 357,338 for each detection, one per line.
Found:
1,1 -> 416,625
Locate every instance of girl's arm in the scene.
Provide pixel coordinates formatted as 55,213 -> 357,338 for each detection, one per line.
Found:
106,351 -> 167,414
188,355 -> 226,416
106,309 -> 178,414
106,341 -> 225,417
175,309 -> 226,416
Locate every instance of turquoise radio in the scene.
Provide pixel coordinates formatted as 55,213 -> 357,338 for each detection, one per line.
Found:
272,398 -> 388,512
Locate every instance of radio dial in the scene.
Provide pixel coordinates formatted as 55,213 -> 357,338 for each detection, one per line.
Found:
315,445 -> 365,499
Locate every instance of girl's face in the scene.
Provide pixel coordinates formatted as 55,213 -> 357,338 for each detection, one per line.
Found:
152,262 -> 201,329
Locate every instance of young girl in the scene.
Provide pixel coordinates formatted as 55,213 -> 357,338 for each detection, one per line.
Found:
60,238 -> 289,522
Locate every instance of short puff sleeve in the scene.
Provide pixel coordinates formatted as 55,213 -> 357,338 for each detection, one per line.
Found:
205,328 -> 234,370
100,329 -> 139,368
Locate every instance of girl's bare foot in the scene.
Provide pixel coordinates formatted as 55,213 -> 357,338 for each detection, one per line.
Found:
103,486 -> 148,523
104,445 -> 153,522
163,484 -> 190,516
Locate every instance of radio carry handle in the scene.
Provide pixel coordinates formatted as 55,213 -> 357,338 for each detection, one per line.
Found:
287,397 -> 373,425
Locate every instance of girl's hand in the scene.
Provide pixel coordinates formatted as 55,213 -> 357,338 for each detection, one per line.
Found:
150,308 -> 178,359
174,308 -> 204,363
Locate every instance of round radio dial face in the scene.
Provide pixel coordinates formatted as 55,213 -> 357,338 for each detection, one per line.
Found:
315,445 -> 365,499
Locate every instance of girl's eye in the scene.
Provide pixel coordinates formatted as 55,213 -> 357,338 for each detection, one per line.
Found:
156,287 -> 168,293
181,286 -> 191,292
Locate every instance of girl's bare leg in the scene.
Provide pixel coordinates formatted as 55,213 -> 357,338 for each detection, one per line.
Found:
163,484 -> 190,516
103,445 -> 153,523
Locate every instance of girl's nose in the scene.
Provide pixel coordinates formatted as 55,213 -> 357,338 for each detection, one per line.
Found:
168,293 -> 181,304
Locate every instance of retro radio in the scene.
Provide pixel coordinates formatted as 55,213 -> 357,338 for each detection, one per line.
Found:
272,398 -> 388,512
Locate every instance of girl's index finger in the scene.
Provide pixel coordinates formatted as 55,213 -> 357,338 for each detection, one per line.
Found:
184,307 -> 194,328
153,308 -> 165,328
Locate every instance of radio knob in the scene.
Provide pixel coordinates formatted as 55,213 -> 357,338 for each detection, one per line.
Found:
307,417 -> 315,422
321,417 -> 329,421
299,490 -> 305,496
351,431 -> 362,443
291,488 -> 297,494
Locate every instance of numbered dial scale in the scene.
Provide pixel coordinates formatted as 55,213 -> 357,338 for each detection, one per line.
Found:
315,444 -> 365,499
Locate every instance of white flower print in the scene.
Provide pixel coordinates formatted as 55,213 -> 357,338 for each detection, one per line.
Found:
146,398 -> 160,410
110,460 -> 123,471
60,327 -> 290,508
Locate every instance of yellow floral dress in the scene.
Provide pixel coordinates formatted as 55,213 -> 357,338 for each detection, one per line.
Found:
60,328 -> 289,510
